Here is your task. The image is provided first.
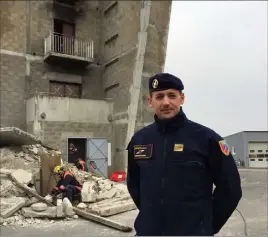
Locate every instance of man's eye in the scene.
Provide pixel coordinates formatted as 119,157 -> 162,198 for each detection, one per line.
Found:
168,94 -> 176,98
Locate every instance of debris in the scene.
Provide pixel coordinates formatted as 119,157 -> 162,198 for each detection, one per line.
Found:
0,127 -> 135,231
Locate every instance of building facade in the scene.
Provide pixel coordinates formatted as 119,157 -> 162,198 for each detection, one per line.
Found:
224,131 -> 268,168
0,0 -> 172,176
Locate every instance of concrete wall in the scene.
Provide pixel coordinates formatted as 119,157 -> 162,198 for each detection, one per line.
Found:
0,53 -> 27,130
245,131 -> 268,143
26,95 -> 112,124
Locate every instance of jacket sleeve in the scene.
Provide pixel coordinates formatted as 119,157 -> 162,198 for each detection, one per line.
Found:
208,133 -> 242,234
126,140 -> 140,210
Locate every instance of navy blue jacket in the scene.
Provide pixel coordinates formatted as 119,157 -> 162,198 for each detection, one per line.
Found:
127,108 -> 242,236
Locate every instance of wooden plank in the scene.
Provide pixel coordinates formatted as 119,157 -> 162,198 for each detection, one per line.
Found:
40,151 -> 61,196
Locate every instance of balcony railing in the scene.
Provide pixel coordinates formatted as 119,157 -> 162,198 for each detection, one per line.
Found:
44,32 -> 94,60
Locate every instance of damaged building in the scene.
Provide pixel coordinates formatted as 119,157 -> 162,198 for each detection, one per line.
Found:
0,0 -> 172,175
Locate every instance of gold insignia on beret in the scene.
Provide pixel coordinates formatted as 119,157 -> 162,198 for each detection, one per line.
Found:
152,79 -> 158,89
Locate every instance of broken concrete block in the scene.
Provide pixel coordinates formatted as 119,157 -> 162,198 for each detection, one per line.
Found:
77,202 -> 87,209
81,181 -> 98,203
114,183 -> 129,194
11,169 -> 32,185
0,197 -> 27,218
62,197 -> 74,217
21,207 -> 65,218
31,202 -> 48,212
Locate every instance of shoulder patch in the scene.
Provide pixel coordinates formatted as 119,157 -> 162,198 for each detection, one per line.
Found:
219,140 -> 230,156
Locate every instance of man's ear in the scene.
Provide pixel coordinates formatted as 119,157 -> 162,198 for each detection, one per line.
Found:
180,92 -> 185,104
147,96 -> 152,107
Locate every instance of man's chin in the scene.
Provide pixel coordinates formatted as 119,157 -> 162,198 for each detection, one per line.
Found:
160,113 -> 176,120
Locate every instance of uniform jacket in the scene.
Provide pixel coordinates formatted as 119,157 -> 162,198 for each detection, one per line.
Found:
55,171 -> 82,191
127,108 -> 242,236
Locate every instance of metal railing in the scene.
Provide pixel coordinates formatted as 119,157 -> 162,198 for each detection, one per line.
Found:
44,32 -> 94,60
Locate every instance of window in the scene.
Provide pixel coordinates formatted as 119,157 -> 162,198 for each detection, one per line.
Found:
265,154 -> 268,158
258,159 -> 263,161
231,147 -> 236,154
49,81 -> 81,98
258,150 -> 263,152
249,154 -> 257,158
250,159 -> 255,161
257,154 -> 265,158
250,150 -> 255,153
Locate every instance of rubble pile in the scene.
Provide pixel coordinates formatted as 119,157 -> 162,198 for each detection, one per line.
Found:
0,144 -> 136,228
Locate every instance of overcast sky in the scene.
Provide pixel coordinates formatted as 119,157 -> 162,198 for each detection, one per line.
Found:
164,1 -> 267,137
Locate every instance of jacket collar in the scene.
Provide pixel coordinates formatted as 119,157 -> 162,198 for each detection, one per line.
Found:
154,107 -> 187,133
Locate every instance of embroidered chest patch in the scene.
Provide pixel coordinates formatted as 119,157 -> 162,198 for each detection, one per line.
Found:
134,144 -> 153,159
174,144 -> 184,152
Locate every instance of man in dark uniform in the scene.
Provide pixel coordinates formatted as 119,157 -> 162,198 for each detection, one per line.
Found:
126,73 -> 242,236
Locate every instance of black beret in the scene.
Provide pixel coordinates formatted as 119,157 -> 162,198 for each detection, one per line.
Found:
148,73 -> 184,92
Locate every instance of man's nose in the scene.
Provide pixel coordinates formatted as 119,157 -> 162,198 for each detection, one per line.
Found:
162,96 -> 170,105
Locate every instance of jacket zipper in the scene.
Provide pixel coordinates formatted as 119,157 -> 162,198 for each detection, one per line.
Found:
161,126 -> 167,235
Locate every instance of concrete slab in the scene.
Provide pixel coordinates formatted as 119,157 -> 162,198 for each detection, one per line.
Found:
11,169 -> 32,185
0,197 -> 27,218
0,127 -> 41,146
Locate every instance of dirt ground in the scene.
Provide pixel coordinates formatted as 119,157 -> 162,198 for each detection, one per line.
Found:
0,169 -> 267,237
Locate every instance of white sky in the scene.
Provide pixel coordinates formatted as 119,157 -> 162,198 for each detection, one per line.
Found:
164,1 -> 268,137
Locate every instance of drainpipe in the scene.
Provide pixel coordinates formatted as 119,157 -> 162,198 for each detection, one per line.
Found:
124,0 -> 151,172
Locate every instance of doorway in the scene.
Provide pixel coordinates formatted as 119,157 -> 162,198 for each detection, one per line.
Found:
53,18 -> 75,54
67,138 -> 87,163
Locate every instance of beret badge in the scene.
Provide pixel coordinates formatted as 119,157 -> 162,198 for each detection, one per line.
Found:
152,79 -> 158,89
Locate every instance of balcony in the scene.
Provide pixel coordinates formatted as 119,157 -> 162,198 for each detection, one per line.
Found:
44,32 -> 94,67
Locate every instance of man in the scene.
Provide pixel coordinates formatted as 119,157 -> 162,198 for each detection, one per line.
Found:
126,73 -> 242,236
51,165 -> 82,202
75,158 -> 89,172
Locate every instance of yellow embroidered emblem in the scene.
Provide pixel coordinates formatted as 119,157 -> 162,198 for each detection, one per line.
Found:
174,144 -> 184,152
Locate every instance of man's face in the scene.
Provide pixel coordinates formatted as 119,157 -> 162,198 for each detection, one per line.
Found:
147,89 -> 185,120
